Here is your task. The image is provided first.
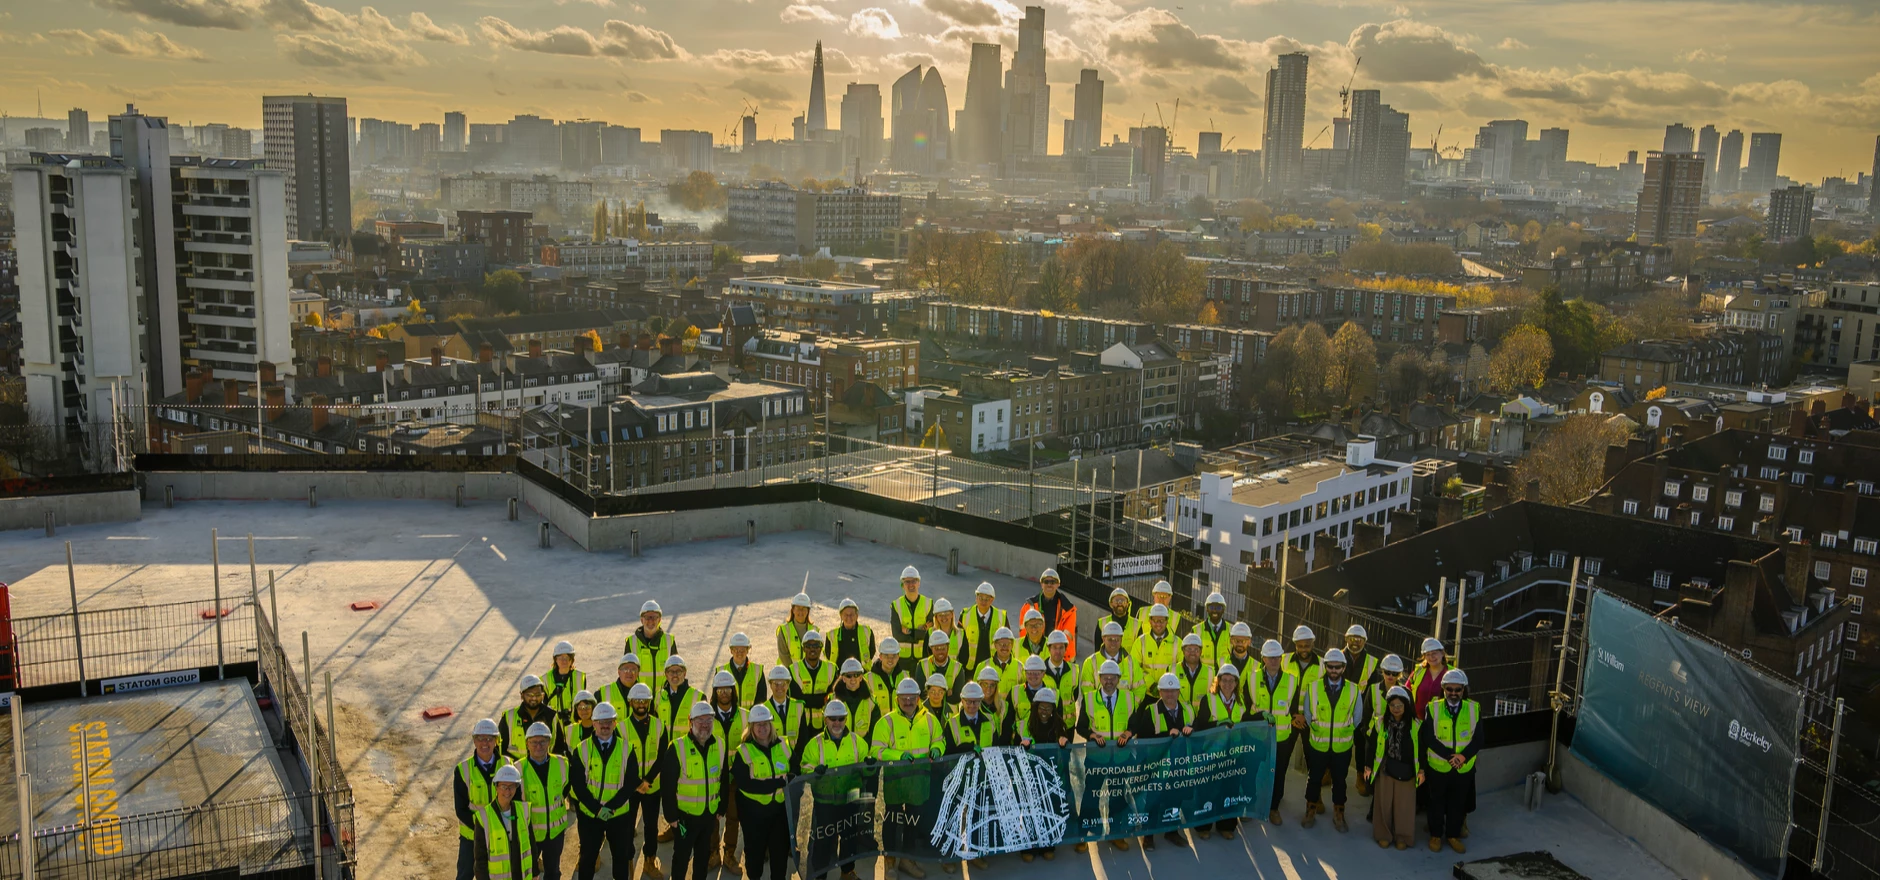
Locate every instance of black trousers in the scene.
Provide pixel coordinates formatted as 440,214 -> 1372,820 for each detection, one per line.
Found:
574,813 -> 632,880
738,798 -> 791,880
627,792 -> 660,857
810,802 -> 867,879
456,836 -> 475,880
538,832 -> 567,880
1427,770 -> 1472,839
670,812 -> 720,880
1304,746 -> 1351,807
1269,735 -> 1298,811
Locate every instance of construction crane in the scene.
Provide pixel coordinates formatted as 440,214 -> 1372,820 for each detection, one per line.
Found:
1338,56 -> 1363,116
1305,124 -> 1331,149
1427,123 -> 1443,154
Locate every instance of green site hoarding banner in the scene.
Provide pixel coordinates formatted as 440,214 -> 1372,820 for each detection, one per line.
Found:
786,722 -> 1275,874
1573,590 -> 1800,880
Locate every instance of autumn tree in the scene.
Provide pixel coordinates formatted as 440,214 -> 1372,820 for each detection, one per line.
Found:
1195,301 -> 1222,326
1513,415 -> 1633,504
1381,349 -> 1451,405
1325,321 -> 1379,407
1488,324 -> 1554,392
1026,257 -> 1078,313
593,200 -> 609,240
480,269 -> 528,313
669,171 -> 725,212
1293,323 -> 1332,413
1129,240 -> 1205,326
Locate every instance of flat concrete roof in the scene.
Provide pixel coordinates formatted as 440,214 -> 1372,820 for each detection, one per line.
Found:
0,499 -> 1681,880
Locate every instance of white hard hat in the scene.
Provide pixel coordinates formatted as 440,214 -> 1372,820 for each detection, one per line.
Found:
665,655 -> 687,669
841,658 -> 864,674
1047,631 -> 1069,645
768,665 -> 792,681
1041,568 -> 1060,581
792,592 -> 812,608
1024,608 -> 1044,622
1422,637 -> 1445,654
574,690 -> 596,704
729,633 -> 751,648
1036,687 -> 1058,704
926,673 -> 950,689
553,640 -> 575,656
1153,580 -> 1173,595
1148,605 -> 1169,619
689,700 -> 713,719
1345,624 -> 1367,639
526,722 -> 553,739
628,683 -> 654,700
1206,592 -> 1225,606
618,653 -> 641,667
962,682 -> 985,700
898,678 -> 923,696
1024,655 -> 1046,671
934,598 -> 954,614
1381,654 -> 1405,673
712,671 -> 736,689
824,699 -> 849,718
1099,660 -> 1122,677
1158,673 -> 1180,691
879,637 -> 902,653
993,626 -> 1014,641
1219,663 -> 1240,679
593,702 -> 619,720
928,630 -> 950,647
1261,639 -> 1284,658
803,630 -> 824,644
1323,648 -> 1348,665
1109,587 -> 1129,601
976,582 -> 996,597
901,565 -> 921,580
519,674 -> 544,691
1102,621 -> 1123,637
641,600 -> 662,615
1292,625 -> 1315,642
1231,622 -> 1253,638
977,666 -> 1001,681
1387,685 -> 1412,702
839,598 -> 858,611
1181,633 -> 1202,647
748,704 -> 775,724
473,718 -> 500,736
1443,669 -> 1470,687
494,764 -> 523,784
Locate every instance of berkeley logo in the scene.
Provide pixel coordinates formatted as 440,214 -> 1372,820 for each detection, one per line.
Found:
1161,807 -> 1184,823
1727,719 -> 1773,753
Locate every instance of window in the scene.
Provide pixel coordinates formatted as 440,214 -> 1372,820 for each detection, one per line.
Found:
1622,500 -> 1640,515
1201,513 -> 1214,527
1848,622 -> 1863,641
1853,568 -> 1869,589
1800,449 -> 1815,465
1584,559 -> 1602,576
1653,570 -> 1672,590
1760,466 -> 1781,479
1725,490 -> 1743,508
1693,485 -> 1710,502
1792,471 -> 1807,485
1853,595 -> 1866,614
1664,481 -> 1681,498
1822,533 -> 1839,549
1787,526 -> 1804,542
1768,445 -> 1788,460
1653,505 -> 1670,521
1760,494 -> 1776,513
1691,511 -> 1703,526
1857,539 -> 1879,555
1549,550 -> 1567,568
1816,561 -> 1832,581
1718,516 -> 1735,531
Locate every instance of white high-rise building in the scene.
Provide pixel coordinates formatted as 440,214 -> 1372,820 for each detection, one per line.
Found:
174,157 -> 295,385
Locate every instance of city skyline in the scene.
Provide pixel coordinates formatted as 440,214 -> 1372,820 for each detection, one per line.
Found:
1,0 -> 1877,182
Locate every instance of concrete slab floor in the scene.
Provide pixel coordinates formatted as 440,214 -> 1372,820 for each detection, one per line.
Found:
0,499 -> 1680,880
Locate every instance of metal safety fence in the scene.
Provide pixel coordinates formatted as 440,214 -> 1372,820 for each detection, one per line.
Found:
9,598 -> 256,690
0,789 -> 323,880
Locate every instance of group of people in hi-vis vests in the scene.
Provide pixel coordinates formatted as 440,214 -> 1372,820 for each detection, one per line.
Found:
451,565 -> 1481,880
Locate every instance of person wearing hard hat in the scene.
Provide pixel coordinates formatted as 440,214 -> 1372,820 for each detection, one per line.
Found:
1020,568 -> 1077,662
731,703 -> 794,880
1129,672 -> 1205,851
867,638 -> 911,717
929,597 -> 957,653
1222,623 -> 1258,701
1073,659 -> 1134,853
620,683 -> 668,878
1014,608 -> 1050,663
567,691 -> 598,753
1300,647 -> 1365,834
504,675 -> 563,761
572,702 -> 639,880
1285,625 -> 1324,693
1090,587 -> 1140,651
761,665 -> 810,769
1135,581 -> 1179,637
830,598 -> 877,667
791,631 -> 838,728
473,763 -> 540,880
718,633 -> 761,710
1363,686 -> 1422,850
959,582 -> 1008,670
889,565 -> 934,661
1203,664 -> 1248,840
1342,625 -> 1380,691
627,600 -> 677,679
658,702 -> 727,880
1039,630 -> 1081,728
1004,655 -> 1050,734
984,628 -> 1020,702
974,665 -> 1008,718
1195,592 -> 1233,669
921,672 -> 952,717
1356,654 -> 1407,798
941,681 -> 999,873
1081,620 -> 1142,706
872,677 -> 944,878
831,658 -> 878,742
1135,605 -> 1179,680
655,657 -> 706,748
1408,638 -> 1454,721
519,722 -> 573,880
454,719 -> 504,880
916,630 -> 963,702
802,699 -> 869,880
544,640 -> 588,733
1420,668 -> 1478,853
1011,687 -> 1068,863
709,671 -> 746,871
595,654 -> 642,722
777,592 -> 818,666
1249,639 -> 1301,827
1172,633 -> 1213,715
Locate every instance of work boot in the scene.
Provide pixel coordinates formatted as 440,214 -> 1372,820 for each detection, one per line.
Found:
1073,843 -> 1088,854
1197,828 -> 1212,840
1448,838 -> 1467,854
1355,778 -> 1371,797
1110,838 -> 1130,851
1222,826 -> 1236,840
1021,853 -> 1034,863
1142,836 -> 1157,852
901,859 -> 927,879
970,857 -> 988,869
1040,848 -> 1055,860
642,857 -> 666,880
1428,837 -> 1442,852
1333,805 -> 1348,833
1300,803 -> 1319,828
723,842 -> 739,867
841,871 -> 861,880
941,863 -> 957,874
1268,810 -> 1281,826
1163,831 -> 1184,847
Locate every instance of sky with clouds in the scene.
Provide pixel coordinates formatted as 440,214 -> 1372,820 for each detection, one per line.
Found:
3,0 -> 1877,183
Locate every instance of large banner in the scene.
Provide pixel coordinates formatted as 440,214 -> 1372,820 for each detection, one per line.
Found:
787,723 -> 1274,874
1573,590 -> 1801,880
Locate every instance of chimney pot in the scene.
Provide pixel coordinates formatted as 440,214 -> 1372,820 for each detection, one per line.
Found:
185,369 -> 206,404
265,386 -> 287,421
529,339 -> 543,358
309,394 -> 330,432
431,346 -> 444,367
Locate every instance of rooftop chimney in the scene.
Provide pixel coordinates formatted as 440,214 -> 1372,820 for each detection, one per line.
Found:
185,369 -> 206,404
308,394 -> 330,432
430,346 -> 444,366
316,356 -> 333,378
529,339 -> 543,359
265,386 -> 286,421
478,343 -> 493,364
576,334 -> 596,353
259,361 -> 277,384
376,351 -> 390,374
222,377 -> 239,404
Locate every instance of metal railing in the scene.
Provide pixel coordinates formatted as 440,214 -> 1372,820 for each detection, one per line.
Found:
9,598 -> 255,690
0,790 -> 322,880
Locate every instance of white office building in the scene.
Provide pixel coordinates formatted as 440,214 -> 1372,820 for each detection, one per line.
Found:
176,157 -> 295,385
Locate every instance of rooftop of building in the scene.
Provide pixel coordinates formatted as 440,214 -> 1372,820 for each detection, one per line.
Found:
1218,455 -> 1391,507
732,275 -> 880,291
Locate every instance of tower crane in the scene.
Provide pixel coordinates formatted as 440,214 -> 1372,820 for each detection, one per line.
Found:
1338,56 -> 1363,116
